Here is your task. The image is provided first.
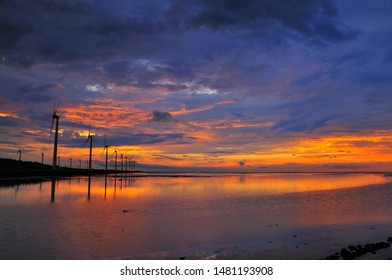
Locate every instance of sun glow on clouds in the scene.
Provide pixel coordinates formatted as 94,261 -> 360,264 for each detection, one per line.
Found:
171,100 -> 235,116
0,112 -> 19,118
60,100 -> 147,129
41,92 -> 392,171
1,0 -> 392,171
291,133 -> 392,163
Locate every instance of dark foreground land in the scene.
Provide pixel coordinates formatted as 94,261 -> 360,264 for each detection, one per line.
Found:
0,158 -> 130,185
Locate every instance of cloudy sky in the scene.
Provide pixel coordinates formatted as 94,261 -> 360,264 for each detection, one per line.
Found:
1,0 -> 391,171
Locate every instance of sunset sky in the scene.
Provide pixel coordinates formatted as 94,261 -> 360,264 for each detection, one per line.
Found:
1,0 -> 391,171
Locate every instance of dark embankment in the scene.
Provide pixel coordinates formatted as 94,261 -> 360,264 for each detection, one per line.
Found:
0,158 -> 131,186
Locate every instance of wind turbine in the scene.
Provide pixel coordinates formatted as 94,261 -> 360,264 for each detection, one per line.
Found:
103,139 -> 110,172
125,156 -> 128,171
51,107 -> 60,170
86,133 -> 94,171
17,147 -> 21,161
129,156 -> 136,171
57,156 -> 61,167
70,158 -> 72,168
113,148 -> 118,171
41,153 -> 44,164
120,154 -> 123,171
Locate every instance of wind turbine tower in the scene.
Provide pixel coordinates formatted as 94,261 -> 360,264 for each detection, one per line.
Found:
87,134 -> 94,171
104,140 -> 110,172
121,154 -> 123,171
113,149 -> 118,171
51,109 -> 60,170
125,156 -> 128,171
17,148 -> 21,161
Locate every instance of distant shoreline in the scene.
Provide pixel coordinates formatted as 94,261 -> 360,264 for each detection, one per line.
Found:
0,157 -> 137,186
1,157 -> 391,185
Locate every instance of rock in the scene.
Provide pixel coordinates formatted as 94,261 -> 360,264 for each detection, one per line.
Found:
340,248 -> 353,260
326,237 -> 392,260
348,245 -> 357,251
378,242 -> 389,249
365,244 -> 376,254
326,253 -> 340,260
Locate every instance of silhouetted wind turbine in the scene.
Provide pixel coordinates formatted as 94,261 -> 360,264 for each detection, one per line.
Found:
120,154 -> 124,171
51,107 -> 60,170
58,156 -> 61,167
17,147 -> 21,161
86,133 -> 94,171
113,148 -> 118,171
103,139 -> 110,172
125,156 -> 128,171
41,153 -> 44,164
70,158 -> 72,168
129,156 -> 136,171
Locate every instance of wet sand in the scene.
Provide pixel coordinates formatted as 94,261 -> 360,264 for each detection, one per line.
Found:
141,223 -> 392,260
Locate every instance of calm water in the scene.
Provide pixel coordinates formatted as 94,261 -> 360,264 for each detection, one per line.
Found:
1,173 -> 392,259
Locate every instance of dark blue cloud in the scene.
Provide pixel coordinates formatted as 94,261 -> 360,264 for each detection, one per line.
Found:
150,111 -> 178,123
57,132 -> 195,148
291,71 -> 323,86
322,163 -> 364,170
153,154 -> 183,161
0,0 -> 358,69
238,160 -> 246,167
0,116 -> 19,127
187,0 -> 358,42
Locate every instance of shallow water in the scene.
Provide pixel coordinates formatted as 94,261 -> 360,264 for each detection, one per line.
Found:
1,173 -> 392,259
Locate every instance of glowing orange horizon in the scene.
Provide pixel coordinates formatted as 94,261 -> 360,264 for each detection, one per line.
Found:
3,100 -> 392,171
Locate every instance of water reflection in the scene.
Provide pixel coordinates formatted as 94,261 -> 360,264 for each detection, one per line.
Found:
87,175 -> 91,200
51,179 -> 55,202
1,173 -> 392,259
1,173 -> 392,204
43,174 -> 139,202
